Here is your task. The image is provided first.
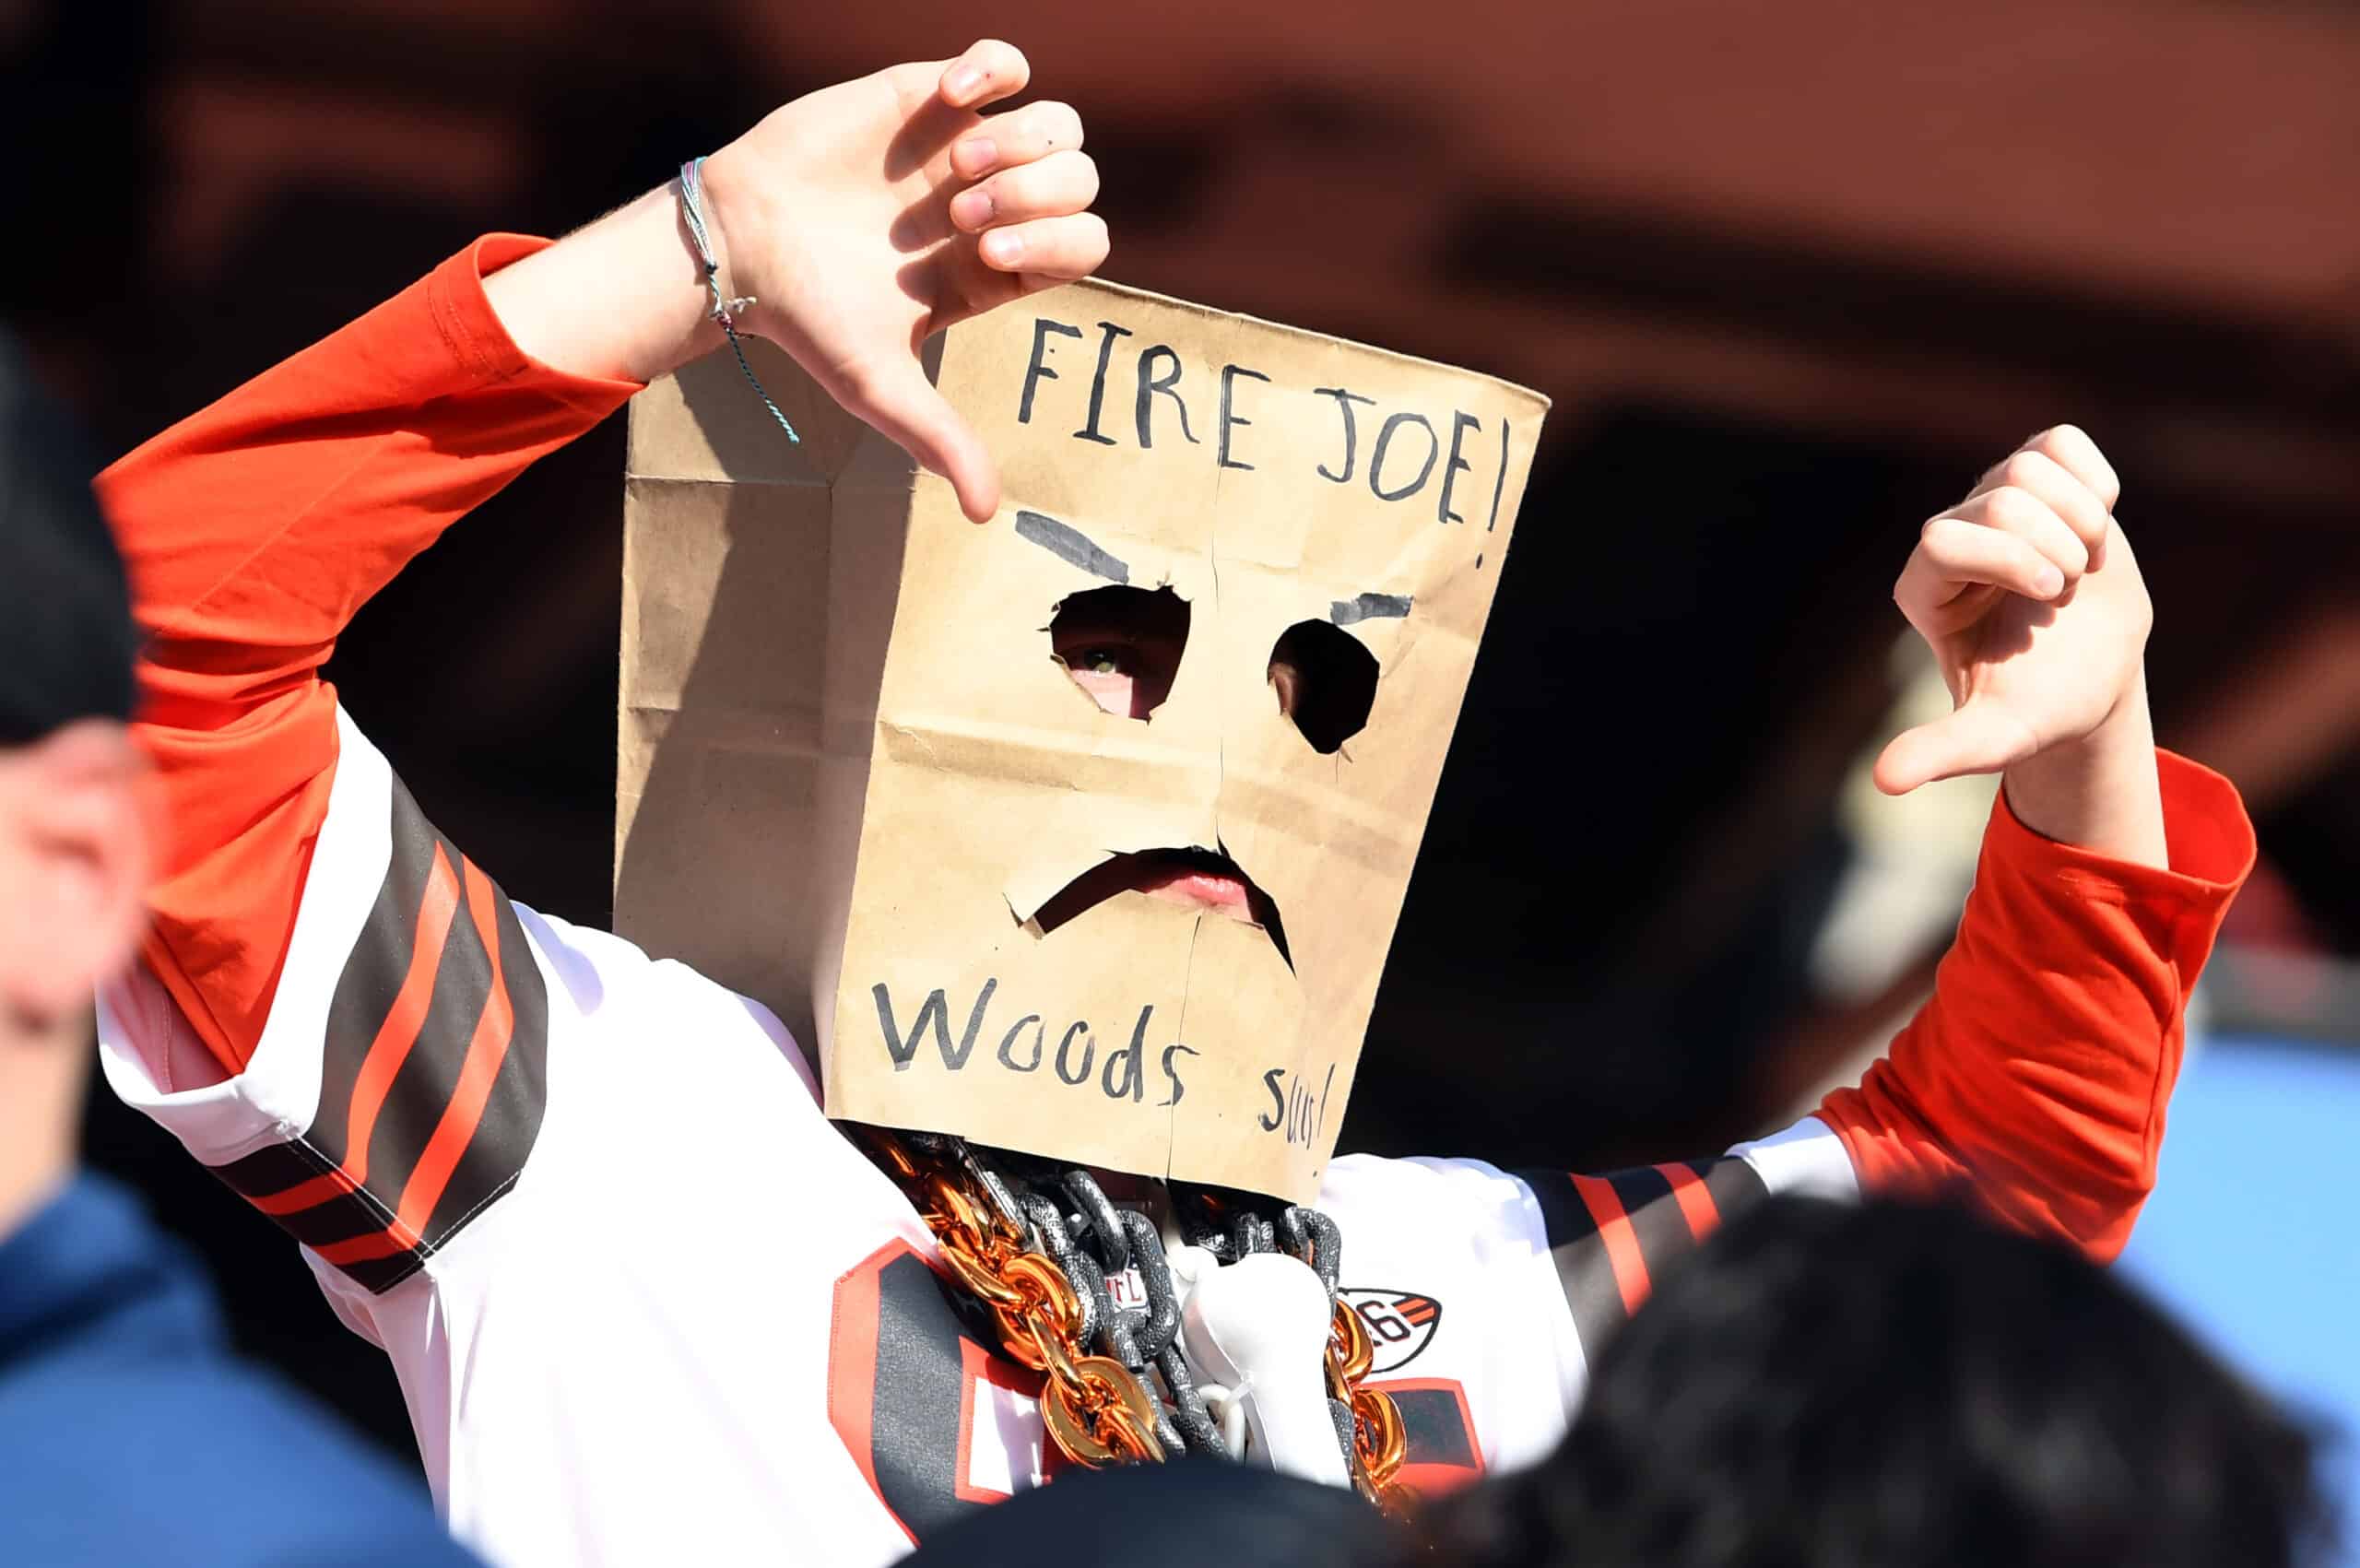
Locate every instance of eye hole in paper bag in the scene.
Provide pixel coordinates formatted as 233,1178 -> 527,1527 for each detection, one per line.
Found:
1268,620 -> 1378,753
1049,584 -> 1191,720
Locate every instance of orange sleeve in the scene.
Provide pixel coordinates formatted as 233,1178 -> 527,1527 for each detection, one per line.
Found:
97,234 -> 642,1078
1816,749 -> 2254,1261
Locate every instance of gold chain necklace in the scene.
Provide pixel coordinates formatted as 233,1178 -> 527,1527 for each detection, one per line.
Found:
865,1132 -> 1411,1504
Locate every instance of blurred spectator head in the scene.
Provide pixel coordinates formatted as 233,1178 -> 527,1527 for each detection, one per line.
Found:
0,336 -> 146,1214
1421,1196 -> 2335,1568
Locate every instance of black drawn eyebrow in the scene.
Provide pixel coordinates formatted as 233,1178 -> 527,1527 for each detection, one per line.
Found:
1015,510 -> 1129,584
1329,592 -> 1412,626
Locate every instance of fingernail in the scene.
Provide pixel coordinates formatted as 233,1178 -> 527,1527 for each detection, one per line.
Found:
2036,565 -> 2064,595
984,229 -> 1024,266
946,65 -> 984,101
950,188 -> 994,230
955,135 -> 996,172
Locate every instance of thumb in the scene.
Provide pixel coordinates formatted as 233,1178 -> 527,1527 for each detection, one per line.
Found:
839,356 -> 1000,523
1872,701 -> 2038,796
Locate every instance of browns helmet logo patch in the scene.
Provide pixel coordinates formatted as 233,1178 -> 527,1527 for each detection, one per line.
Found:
1339,1287 -> 1443,1373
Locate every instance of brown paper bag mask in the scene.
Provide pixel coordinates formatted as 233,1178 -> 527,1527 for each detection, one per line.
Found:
620,281 -> 1548,1204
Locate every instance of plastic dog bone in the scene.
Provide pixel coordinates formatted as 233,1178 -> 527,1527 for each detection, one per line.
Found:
1176,1249 -> 1350,1487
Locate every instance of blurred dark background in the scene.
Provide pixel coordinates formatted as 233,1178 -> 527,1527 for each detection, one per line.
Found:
7,0 -> 2356,1472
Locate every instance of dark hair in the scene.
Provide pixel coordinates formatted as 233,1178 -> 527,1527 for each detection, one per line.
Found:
901,1455 -> 1397,1568
1419,1197 -> 2335,1568
0,334 -> 136,746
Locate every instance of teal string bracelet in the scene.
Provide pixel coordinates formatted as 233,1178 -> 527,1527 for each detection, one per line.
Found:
678,156 -> 799,443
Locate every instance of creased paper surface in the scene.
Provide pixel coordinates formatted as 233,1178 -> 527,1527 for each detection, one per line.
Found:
621,281 -> 1547,1203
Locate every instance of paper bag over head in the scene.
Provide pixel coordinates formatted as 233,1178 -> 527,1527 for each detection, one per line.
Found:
619,280 -> 1549,1204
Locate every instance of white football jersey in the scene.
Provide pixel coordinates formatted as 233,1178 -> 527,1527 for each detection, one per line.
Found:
100,711 -> 1858,1568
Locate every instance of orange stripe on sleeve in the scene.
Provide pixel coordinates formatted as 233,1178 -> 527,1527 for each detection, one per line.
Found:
1656,1162 -> 1721,1241
244,1165 -> 361,1217
393,859 -> 518,1238
1568,1173 -> 1651,1315
313,1224 -> 424,1267
341,843 -> 465,1184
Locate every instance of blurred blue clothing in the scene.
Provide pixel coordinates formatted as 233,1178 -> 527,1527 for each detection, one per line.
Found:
0,1172 -> 479,1567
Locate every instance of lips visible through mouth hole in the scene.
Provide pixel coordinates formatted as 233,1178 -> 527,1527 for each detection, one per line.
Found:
1032,846 -> 1293,970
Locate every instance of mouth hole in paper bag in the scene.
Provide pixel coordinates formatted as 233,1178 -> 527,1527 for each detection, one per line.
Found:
1268,620 -> 1378,754
1049,585 -> 1191,720
1032,845 -> 1293,970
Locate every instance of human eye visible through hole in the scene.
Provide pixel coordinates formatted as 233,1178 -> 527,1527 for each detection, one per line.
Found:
1048,584 -> 1190,720
1268,620 -> 1377,753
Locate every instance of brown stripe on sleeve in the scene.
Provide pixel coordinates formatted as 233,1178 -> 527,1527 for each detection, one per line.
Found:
207,1141 -> 394,1254
1521,1155 -> 1776,1367
1517,1169 -> 1639,1364
387,858 -> 549,1248
406,859 -> 549,1245
1656,1161 -> 1721,1238
209,772 -> 550,1292
1602,1165 -> 1694,1303
1700,1154 -> 1770,1228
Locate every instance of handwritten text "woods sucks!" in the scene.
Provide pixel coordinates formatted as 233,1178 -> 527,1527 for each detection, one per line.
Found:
871,977 -> 1327,1150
